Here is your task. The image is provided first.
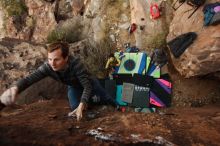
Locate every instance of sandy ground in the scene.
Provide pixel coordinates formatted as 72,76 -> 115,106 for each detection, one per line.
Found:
0,99 -> 220,146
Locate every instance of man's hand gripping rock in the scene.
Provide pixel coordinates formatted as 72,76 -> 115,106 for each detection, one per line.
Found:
68,102 -> 86,121
0,86 -> 18,106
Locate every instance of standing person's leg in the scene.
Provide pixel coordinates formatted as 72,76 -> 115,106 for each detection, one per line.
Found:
67,86 -> 83,110
91,78 -> 117,107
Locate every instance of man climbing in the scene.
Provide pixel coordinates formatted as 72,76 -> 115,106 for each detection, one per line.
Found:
0,42 -> 117,121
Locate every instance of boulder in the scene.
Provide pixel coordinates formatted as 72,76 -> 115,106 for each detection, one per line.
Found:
0,10 -> 5,39
130,0 -> 173,50
26,0 -> 57,43
167,1 -> 220,78
54,0 -> 85,22
0,0 -> 57,43
83,0 -> 105,43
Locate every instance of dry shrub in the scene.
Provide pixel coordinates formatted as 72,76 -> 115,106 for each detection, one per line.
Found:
82,38 -> 115,78
47,18 -> 83,43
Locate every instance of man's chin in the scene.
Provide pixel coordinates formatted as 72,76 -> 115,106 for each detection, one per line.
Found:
52,67 -> 59,71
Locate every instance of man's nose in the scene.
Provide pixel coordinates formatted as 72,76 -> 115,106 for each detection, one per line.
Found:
51,60 -> 55,66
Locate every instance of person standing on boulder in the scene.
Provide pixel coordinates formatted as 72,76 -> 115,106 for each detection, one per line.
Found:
0,42 -> 117,121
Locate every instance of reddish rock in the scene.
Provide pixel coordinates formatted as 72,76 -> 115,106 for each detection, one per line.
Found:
167,1 -> 220,78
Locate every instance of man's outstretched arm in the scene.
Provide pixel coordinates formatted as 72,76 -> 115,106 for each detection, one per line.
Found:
70,58 -> 92,121
0,64 -> 49,105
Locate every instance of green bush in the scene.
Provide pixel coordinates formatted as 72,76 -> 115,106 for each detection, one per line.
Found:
47,29 -> 66,43
47,21 -> 83,43
82,38 -> 114,78
147,32 -> 167,49
1,0 -> 28,17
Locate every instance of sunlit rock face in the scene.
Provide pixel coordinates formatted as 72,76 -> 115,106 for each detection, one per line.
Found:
167,1 -> 220,78
25,0 -> 57,43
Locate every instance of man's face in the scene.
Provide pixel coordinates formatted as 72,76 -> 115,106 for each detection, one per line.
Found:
48,48 -> 68,71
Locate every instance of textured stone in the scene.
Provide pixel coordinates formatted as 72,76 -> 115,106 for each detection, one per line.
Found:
26,0 -> 57,43
130,0 -> 173,50
167,1 -> 220,78
83,0 -> 104,43
0,10 -> 5,39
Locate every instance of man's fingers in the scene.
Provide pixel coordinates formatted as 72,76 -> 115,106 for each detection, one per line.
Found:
68,103 -> 84,121
11,89 -> 17,101
68,109 -> 77,117
1,89 -> 12,105
76,109 -> 83,121
10,87 -> 18,103
68,110 -> 82,121
0,87 -> 18,106
76,113 -> 82,121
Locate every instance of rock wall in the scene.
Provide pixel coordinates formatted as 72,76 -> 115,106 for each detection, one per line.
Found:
130,0 -> 173,50
0,0 -> 174,50
25,0 -> 57,42
83,0 -> 106,42
0,0 -> 57,43
0,10 -> 5,39
167,0 -> 220,78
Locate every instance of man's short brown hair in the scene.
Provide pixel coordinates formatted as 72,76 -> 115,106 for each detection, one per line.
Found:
47,42 -> 69,58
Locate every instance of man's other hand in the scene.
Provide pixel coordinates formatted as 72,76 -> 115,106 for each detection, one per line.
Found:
0,86 -> 18,106
68,102 -> 85,121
